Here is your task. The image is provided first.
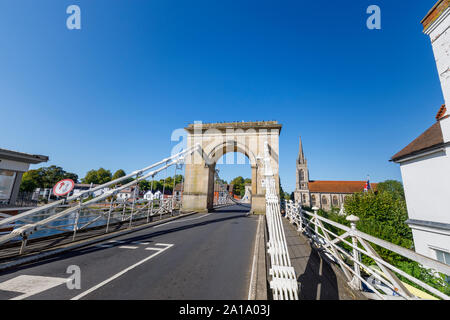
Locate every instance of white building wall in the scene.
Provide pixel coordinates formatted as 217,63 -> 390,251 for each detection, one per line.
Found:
411,226 -> 450,260
0,159 -> 30,172
399,147 -> 450,223
426,7 -> 450,113
399,146 -> 450,257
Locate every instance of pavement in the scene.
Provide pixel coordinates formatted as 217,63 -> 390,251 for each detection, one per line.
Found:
0,204 -> 259,300
283,217 -> 367,300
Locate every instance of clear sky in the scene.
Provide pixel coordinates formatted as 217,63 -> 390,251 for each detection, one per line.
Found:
0,0 -> 445,193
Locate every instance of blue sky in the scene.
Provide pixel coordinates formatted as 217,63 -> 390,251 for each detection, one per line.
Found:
0,0 -> 444,193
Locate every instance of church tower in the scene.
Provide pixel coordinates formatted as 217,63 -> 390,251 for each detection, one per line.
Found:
294,136 -> 310,204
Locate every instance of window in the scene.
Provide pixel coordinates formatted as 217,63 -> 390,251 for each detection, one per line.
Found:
436,249 -> 450,265
435,249 -> 450,283
311,195 -> 316,206
321,195 -> 327,205
299,169 -> 305,182
0,170 -> 16,201
332,195 -> 338,206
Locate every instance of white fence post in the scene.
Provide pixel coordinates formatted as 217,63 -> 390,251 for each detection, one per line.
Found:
346,214 -> 361,290
312,206 -> 319,237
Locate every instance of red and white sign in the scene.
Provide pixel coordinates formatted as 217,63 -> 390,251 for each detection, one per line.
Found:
52,179 -> 75,197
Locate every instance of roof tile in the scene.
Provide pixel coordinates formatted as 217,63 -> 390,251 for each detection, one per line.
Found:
308,181 -> 377,193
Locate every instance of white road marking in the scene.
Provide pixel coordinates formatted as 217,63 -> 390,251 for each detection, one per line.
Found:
0,275 -> 69,300
248,215 -> 262,300
70,244 -> 174,300
108,240 -> 125,243
154,243 -> 173,247
145,247 -> 164,251
153,213 -> 213,228
118,245 -> 139,250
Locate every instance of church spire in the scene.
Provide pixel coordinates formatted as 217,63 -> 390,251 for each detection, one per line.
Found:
297,136 -> 306,164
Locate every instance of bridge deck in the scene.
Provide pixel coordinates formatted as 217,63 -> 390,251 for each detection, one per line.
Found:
0,211 -> 180,266
0,204 -> 258,300
283,218 -> 366,300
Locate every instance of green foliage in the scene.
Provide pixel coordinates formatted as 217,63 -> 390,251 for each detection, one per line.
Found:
138,180 -> 152,192
377,180 -> 405,200
217,178 -> 228,185
278,178 -> 291,201
316,180 -> 450,297
139,174 -> 184,193
20,170 -> 41,192
82,168 -> 112,185
112,169 -> 126,180
231,176 -> 247,197
20,165 -> 79,192
111,169 -> 134,185
344,190 -> 413,264
396,261 -> 450,296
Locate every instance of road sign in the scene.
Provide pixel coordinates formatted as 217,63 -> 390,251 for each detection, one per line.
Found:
53,179 -> 75,197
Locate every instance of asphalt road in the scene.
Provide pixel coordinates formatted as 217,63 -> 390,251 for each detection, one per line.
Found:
0,204 -> 259,300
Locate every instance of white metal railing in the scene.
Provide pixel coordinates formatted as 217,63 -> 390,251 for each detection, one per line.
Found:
263,142 -> 298,300
284,200 -> 450,300
0,145 -> 201,255
213,170 -> 235,206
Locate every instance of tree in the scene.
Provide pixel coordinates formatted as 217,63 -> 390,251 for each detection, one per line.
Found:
20,170 -> 41,192
278,178 -> 291,200
231,176 -> 246,197
112,169 -> 126,180
217,178 -> 228,185
19,166 -> 78,192
376,180 -> 405,200
82,168 -> 112,185
138,180 -> 152,192
38,166 -> 78,188
111,169 -> 133,185
154,174 -> 184,192
344,190 -> 413,264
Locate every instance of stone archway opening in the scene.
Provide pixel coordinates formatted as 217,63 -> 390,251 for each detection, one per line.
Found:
213,151 -> 253,208
182,121 -> 282,214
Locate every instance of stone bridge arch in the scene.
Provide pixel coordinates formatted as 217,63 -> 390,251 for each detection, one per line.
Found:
182,121 -> 281,214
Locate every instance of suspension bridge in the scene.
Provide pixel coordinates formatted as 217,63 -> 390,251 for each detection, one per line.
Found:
0,121 -> 449,300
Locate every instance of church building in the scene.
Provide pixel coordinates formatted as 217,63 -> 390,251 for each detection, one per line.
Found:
293,137 -> 377,211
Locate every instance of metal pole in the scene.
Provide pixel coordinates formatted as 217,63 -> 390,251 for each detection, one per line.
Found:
106,196 -> 114,233
180,166 -> 185,213
161,163 -> 168,220
171,165 -> 177,216
129,179 -> 138,228
147,176 -> 154,223
122,198 -> 127,221
72,200 -> 82,241
19,235 -> 28,255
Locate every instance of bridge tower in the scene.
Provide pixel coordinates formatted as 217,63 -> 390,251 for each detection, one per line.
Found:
182,121 -> 281,214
